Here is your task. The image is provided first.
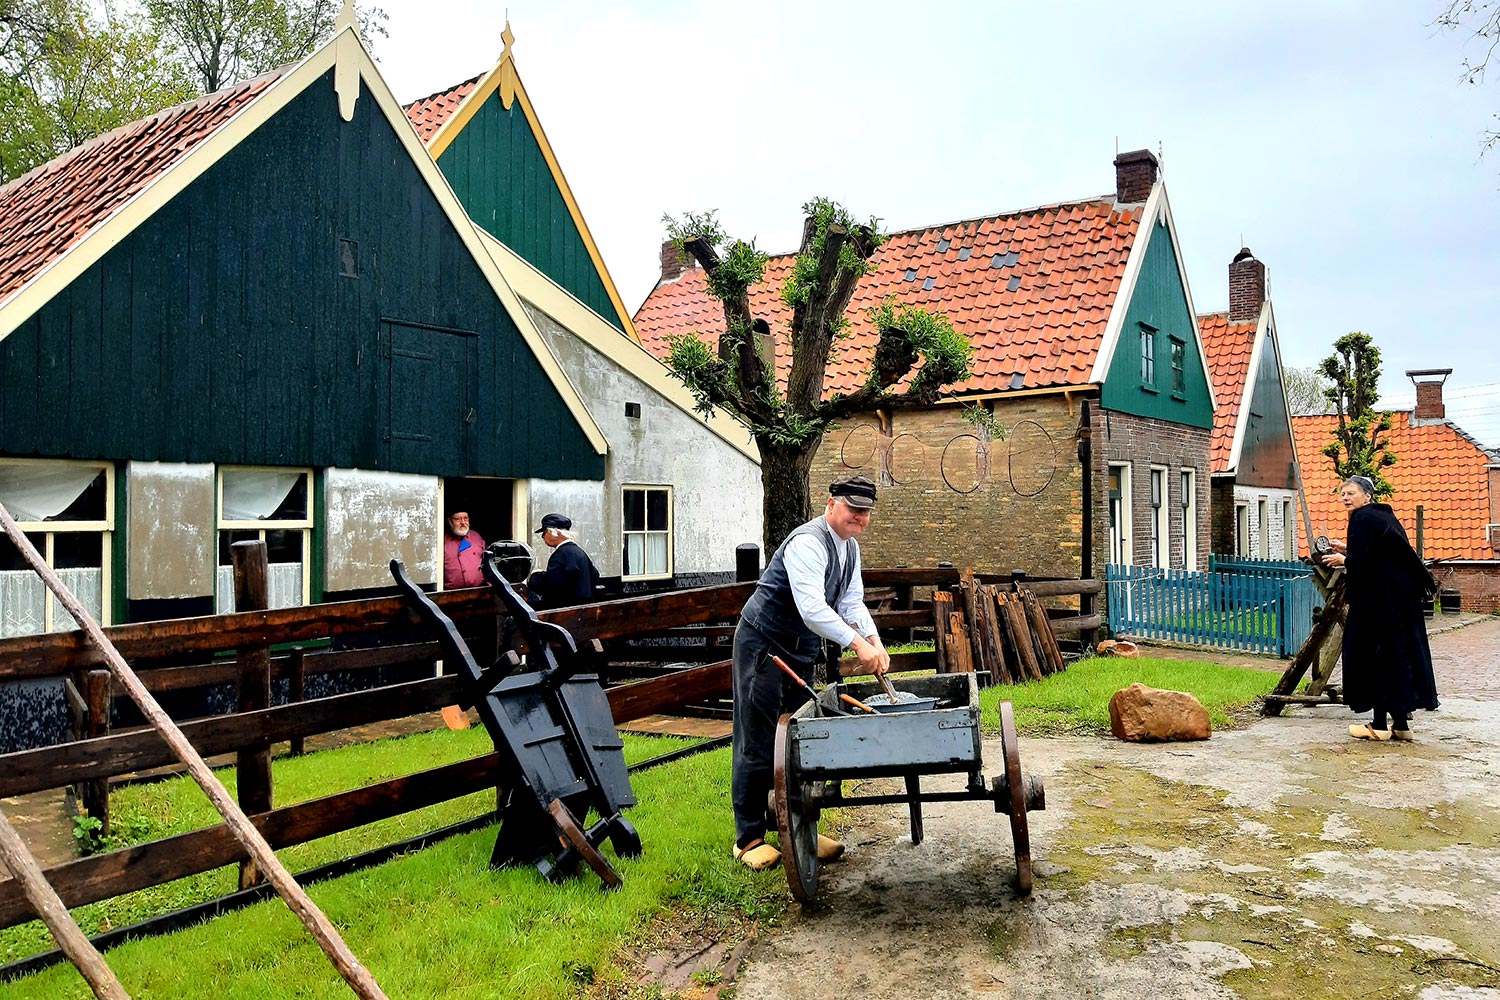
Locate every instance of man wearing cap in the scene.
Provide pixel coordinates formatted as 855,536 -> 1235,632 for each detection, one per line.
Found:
730,475 -> 890,870
528,513 -> 601,609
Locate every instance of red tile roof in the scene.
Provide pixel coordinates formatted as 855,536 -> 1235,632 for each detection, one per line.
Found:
0,71 -> 282,308
403,76 -> 480,143
634,197 -> 1143,398
1293,412 -> 1498,560
1198,311 -> 1259,474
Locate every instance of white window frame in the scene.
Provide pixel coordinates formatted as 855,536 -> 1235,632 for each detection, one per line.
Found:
1235,502 -> 1250,556
1283,500 -> 1295,560
1257,498 -> 1269,559
1149,466 -> 1170,568
1179,468 -> 1197,570
1139,325 -> 1156,387
0,458 -> 114,632
216,465 -> 313,612
1107,463 -> 1133,565
622,484 -> 673,581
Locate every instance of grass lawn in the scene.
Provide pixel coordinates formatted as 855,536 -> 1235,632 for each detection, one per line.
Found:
978,654 -> 1281,735
1,732 -> 782,1000
1,652 -> 1280,998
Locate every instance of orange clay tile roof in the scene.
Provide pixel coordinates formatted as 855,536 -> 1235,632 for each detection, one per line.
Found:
634,197 -> 1143,398
1293,412 -> 1499,561
1198,311 -> 1259,474
0,71 -> 283,308
403,75 -> 480,143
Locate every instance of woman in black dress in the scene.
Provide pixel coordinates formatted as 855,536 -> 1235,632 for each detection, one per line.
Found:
1319,476 -> 1439,741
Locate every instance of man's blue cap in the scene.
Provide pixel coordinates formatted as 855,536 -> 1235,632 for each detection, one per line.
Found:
534,513 -> 572,534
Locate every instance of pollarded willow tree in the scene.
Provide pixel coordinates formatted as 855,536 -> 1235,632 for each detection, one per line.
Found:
662,198 -> 973,553
1318,331 -> 1397,498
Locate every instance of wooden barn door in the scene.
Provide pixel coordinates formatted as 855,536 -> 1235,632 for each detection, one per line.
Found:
379,321 -> 478,474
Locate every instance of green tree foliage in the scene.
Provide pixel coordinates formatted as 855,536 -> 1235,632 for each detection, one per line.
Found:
1317,332 -> 1396,498
1436,1 -> 1500,158
663,199 -> 973,551
147,0 -> 386,94
1282,364 -> 1331,415
0,0 -> 386,185
1,0 -> 195,183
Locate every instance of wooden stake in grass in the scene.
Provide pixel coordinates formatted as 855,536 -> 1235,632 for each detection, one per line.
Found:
0,808 -> 130,1000
0,503 -> 390,1000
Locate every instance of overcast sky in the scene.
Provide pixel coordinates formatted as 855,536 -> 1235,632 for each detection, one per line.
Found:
375,1 -> 1500,449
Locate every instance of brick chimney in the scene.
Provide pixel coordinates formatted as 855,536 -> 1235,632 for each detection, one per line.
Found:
659,240 -> 695,283
1228,248 -> 1266,324
1407,368 -> 1452,425
1114,148 -> 1158,204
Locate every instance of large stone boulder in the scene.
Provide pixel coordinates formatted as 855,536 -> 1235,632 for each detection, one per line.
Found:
1109,683 -> 1211,742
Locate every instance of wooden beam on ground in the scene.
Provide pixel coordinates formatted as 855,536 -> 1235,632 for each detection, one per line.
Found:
1048,613 -> 1103,634
0,504 -> 391,1000
0,807 -> 129,999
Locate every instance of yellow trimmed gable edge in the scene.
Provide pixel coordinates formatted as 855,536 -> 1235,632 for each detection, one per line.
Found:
426,35 -> 643,346
478,228 -> 761,465
0,27 -> 609,457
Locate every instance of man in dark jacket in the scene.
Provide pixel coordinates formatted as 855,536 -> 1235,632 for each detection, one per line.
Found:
729,475 -> 890,870
529,513 -> 600,609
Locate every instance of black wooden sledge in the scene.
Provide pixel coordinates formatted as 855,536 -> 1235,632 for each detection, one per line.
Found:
390,550 -> 641,887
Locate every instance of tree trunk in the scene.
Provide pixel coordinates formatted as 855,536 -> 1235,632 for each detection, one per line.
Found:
760,440 -> 821,555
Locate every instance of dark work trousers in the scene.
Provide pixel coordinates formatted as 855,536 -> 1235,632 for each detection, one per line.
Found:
731,619 -> 821,848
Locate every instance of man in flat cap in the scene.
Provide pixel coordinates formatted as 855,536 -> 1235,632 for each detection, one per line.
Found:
527,513 -> 600,609
729,475 -> 890,870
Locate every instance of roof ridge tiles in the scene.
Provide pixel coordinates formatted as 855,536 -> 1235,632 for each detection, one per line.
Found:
402,72 -> 486,111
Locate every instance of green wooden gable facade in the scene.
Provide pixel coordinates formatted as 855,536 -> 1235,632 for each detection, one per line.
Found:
0,71 -> 604,482
1100,217 -> 1214,429
434,86 -> 623,333
1235,326 -> 1298,490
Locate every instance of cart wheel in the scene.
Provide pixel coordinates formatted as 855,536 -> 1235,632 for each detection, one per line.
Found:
772,713 -> 820,903
999,702 -> 1033,895
547,799 -> 622,889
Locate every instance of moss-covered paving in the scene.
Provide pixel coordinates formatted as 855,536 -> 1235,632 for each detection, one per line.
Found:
1033,761 -> 1500,997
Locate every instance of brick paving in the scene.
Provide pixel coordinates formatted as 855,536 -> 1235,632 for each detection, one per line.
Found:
1427,615 -> 1500,701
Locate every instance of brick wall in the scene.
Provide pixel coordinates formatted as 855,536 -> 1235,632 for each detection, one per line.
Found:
808,395 -> 1087,578
1209,478 -> 1237,556
1432,563 -> 1500,615
1096,408 -> 1212,571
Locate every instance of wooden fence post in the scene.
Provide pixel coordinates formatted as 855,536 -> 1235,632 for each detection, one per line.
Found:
81,669 -> 112,836
231,540 -> 273,890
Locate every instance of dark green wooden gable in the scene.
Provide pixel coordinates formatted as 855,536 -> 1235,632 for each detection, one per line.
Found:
1100,217 -> 1214,429
435,87 -> 622,331
0,70 -> 604,481
1235,328 -> 1297,489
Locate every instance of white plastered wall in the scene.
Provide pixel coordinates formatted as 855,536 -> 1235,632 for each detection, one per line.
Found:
1235,485 -> 1299,560
323,469 -> 440,590
523,302 -> 763,579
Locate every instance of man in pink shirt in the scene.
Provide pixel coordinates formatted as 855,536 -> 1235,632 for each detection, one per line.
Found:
443,511 -> 486,589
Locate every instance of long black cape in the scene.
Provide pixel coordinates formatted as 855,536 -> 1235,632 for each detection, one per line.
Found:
1340,503 -> 1439,715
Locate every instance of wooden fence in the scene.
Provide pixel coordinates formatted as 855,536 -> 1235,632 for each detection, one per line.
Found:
0,566 -> 1094,943
1105,560 -> 1318,656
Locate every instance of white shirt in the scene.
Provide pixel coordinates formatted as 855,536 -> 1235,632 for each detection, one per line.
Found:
782,516 -> 877,647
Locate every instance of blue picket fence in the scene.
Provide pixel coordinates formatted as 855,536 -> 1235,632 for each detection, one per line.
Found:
1106,557 -> 1318,657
